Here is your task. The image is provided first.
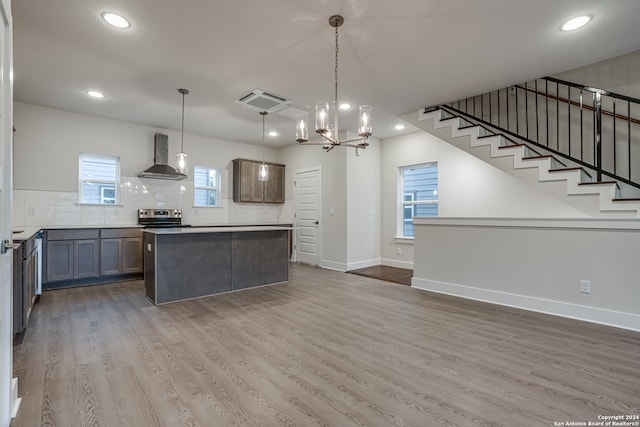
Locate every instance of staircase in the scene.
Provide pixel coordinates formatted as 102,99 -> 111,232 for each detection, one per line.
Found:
408,77 -> 640,218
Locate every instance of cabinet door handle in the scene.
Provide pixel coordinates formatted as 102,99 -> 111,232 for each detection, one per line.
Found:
1,239 -> 19,254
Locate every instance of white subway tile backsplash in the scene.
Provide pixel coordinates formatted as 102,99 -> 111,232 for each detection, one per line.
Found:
13,177 -> 289,228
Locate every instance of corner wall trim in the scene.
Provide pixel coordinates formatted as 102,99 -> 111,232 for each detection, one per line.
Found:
411,277 -> 640,332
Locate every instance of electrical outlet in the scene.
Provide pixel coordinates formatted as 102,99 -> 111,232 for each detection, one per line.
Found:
579,280 -> 591,294
396,247 -> 402,255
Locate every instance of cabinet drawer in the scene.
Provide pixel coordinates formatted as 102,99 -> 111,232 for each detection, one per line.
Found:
47,229 -> 99,240
101,228 -> 142,239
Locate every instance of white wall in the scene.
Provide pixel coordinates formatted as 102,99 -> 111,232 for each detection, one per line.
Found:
412,218 -> 640,332
380,131 -> 588,268
346,133 -> 381,270
553,49 -> 640,98
277,132 -> 381,271
13,102 -> 286,227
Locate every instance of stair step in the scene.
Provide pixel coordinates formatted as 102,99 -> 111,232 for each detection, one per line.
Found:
548,167 -> 592,179
579,181 -> 619,188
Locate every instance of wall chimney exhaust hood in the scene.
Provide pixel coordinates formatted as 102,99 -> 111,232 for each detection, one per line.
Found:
137,133 -> 187,180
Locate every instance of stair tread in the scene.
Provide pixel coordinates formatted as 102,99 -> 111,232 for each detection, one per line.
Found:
549,167 -> 593,178
523,155 -> 554,160
579,181 -> 619,188
498,143 -> 527,149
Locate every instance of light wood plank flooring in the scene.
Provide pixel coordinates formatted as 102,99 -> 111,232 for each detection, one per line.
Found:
12,263 -> 640,426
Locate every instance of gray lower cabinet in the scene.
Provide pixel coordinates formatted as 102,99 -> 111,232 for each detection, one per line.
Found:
44,228 -> 142,287
45,229 -> 99,282
100,229 -> 143,276
13,234 -> 40,335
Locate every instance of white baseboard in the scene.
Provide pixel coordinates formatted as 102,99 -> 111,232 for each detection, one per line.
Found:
11,377 -> 21,419
320,259 -> 347,272
411,277 -> 640,332
381,258 -> 414,269
346,258 -> 380,271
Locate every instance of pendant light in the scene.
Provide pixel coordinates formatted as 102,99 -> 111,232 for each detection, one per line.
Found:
296,15 -> 372,151
258,111 -> 269,181
176,88 -> 189,174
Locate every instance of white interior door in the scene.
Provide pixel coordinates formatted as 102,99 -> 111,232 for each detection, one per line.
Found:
0,1 -> 14,424
294,167 -> 321,266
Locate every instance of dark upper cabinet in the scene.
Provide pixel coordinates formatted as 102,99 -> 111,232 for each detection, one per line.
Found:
232,158 -> 285,204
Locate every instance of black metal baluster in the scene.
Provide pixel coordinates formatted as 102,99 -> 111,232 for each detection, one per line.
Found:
580,90 -> 584,161
546,80 -> 549,149
498,89 -> 502,129
507,87 -> 510,132
629,101 -> 632,181
515,85 -> 519,136
568,86 -> 571,158
489,91 -> 493,125
481,93 -> 485,121
613,98 -> 617,176
535,80 -> 539,143
595,92 -> 602,181
556,82 -> 560,151
525,81 -> 529,139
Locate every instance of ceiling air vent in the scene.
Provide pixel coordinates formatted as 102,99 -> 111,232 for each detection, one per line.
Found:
236,89 -> 292,113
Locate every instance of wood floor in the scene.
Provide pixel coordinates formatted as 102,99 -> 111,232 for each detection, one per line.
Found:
12,263 -> 640,426
347,265 -> 413,286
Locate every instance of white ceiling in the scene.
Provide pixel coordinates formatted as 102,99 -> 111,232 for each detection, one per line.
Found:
12,0 -> 640,148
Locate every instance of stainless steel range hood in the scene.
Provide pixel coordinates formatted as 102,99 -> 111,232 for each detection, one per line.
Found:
138,133 -> 187,180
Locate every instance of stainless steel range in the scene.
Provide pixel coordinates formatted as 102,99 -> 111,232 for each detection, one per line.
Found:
138,209 -> 189,228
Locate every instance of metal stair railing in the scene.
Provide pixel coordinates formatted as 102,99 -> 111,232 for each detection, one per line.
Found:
441,77 -> 640,191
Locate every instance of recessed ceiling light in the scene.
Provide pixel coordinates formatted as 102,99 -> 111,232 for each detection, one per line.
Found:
394,124 -> 405,130
87,90 -> 104,99
339,103 -> 352,110
101,12 -> 131,29
562,16 -> 590,31
268,131 -> 278,137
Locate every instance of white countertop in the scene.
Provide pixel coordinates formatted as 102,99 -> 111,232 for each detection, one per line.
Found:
12,227 -> 43,242
143,226 -> 293,235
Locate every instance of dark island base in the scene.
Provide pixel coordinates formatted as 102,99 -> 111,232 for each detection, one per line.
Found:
144,229 -> 289,305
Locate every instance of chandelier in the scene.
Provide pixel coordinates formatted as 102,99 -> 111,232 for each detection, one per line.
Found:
296,15 -> 372,151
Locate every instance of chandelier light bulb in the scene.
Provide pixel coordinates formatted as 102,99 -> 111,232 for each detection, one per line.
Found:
316,101 -> 329,133
296,113 -> 309,143
358,105 -> 372,137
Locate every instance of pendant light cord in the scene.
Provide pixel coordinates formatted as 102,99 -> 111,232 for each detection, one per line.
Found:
180,91 -> 185,153
261,111 -> 267,165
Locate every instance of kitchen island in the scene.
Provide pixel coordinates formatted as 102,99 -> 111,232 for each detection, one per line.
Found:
143,226 -> 290,304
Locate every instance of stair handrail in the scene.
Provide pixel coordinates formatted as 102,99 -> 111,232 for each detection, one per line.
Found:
441,76 -> 640,191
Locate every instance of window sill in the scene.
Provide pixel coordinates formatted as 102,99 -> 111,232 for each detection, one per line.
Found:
192,205 -> 223,209
394,236 -> 414,245
76,203 -> 123,207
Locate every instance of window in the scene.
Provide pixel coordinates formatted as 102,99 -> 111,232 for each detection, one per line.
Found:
79,153 -> 120,204
194,166 -> 221,207
399,162 -> 438,237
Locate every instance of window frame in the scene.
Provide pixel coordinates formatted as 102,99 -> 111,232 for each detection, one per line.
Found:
193,165 -> 222,207
78,153 -> 121,205
398,162 -> 438,238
